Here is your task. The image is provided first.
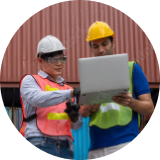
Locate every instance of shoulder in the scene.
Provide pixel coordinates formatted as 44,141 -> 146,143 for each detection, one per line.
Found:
128,61 -> 141,71
133,62 -> 146,79
21,75 -> 34,82
20,75 -> 37,87
133,62 -> 142,71
128,62 -> 141,75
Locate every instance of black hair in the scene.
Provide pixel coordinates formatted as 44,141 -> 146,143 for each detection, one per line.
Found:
89,36 -> 114,47
38,50 -> 64,61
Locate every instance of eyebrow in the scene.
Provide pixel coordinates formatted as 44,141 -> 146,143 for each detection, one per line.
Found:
92,43 -> 98,46
92,40 -> 108,46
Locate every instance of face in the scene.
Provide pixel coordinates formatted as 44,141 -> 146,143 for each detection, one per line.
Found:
38,53 -> 65,79
90,37 -> 115,57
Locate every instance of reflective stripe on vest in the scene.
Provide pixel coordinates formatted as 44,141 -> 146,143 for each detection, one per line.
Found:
89,61 -> 140,129
47,113 -> 69,120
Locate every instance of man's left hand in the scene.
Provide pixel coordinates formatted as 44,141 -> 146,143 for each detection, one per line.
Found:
112,92 -> 133,107
65,100 -> 80,122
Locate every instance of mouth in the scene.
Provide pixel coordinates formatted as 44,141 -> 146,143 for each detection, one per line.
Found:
98,52 -> 107,56
55,68 -> 62,72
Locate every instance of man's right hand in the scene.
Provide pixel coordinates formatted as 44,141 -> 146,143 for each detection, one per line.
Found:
65,100 -> 80,122
79,104 -> 101,118
89,104 -> 101,113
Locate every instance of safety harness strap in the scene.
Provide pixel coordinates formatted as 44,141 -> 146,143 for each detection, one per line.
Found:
23,114 -> 37,122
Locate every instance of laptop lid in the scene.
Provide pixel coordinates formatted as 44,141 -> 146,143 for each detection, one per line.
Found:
78,53 -> 130,105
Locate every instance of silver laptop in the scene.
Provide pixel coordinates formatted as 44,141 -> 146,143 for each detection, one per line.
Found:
78,53 -> 130,105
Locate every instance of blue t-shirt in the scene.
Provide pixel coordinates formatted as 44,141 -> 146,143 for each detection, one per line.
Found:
89,63 -> 150,151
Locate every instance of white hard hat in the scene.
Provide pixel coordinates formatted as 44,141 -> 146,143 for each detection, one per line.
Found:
36,35 -> 66,58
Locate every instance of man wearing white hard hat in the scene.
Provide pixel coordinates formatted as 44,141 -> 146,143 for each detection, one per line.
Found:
20,35 -> 82,159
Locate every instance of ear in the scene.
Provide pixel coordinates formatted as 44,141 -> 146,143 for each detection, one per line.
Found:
90,47 -> 96,57
89,42 -> 94,54
37,57 -> 44,65
112,39 -> 115,49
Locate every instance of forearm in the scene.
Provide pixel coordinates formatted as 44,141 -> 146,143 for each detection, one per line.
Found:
128,98 -> 154,115
112,93 -> 154,115
22,89 -> 72,108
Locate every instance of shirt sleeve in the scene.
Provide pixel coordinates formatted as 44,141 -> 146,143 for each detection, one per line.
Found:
133,63 -> 150,98
20,75 -> 72,108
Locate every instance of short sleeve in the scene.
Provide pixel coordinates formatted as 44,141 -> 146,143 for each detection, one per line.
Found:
133,63 -> 150,98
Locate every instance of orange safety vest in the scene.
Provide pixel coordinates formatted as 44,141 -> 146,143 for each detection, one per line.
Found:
20,75 -> 74,141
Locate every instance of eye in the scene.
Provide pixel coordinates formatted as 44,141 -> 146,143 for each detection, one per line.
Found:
92,45 -> 98,49
53,58 -> 58,62
48,57 -> 57,63
102,42 -> 108,46
60,57 -> 67,62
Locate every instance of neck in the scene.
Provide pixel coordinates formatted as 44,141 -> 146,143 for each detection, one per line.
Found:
46,73 -> 57,82
51,76 -> 57,82
43,70 -> 58,82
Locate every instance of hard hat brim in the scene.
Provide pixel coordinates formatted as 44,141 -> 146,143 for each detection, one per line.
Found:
36,48 -> 67,58
86,34 -> 115,42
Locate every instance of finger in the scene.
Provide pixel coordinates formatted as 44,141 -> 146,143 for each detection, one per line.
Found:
112,96 -> 126,101
118,93 -> 128,97
112,97 -> 127,102
112,100 -> 127,106
72,104 -> 80,111
66,100 -> 72,111
119,92 -> 132,97
113,94 -> 133,101
112,98 -> 131,106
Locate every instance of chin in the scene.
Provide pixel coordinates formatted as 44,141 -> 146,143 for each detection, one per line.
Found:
55,72 -> 62,76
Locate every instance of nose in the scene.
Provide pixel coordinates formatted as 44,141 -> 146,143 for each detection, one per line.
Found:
99,45 -> 105,54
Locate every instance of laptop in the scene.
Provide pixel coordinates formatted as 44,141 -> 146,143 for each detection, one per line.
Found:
78,53 -> 130,105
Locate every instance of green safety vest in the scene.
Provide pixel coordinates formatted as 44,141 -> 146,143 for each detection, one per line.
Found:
89,61 -> 140,129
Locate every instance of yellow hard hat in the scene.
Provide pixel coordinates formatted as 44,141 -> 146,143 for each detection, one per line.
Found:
86,21 -> 115,42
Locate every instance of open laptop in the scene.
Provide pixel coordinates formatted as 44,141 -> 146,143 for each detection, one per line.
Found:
78,53 -> 130,105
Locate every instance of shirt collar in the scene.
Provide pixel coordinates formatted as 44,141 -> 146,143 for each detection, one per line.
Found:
38,70 -> 65,84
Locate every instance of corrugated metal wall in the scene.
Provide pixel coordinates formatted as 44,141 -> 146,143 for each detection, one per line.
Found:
4,107 -> 90,160
0,0 -> 159,87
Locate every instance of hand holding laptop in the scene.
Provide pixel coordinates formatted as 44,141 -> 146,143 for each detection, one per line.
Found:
112,91 -> 133,107
86,104 -> 101,113
79,104 -> 101,117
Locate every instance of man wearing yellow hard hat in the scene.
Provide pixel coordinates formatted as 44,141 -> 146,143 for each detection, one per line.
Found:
80,21 -> 154,158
